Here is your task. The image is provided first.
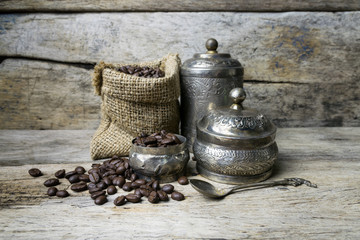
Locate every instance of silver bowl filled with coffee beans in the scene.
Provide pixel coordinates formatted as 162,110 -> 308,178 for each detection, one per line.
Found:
129,131 -> 190,183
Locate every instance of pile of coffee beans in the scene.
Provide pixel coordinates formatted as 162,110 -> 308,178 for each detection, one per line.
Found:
133,130 -> 182,147
29,155 -> 188,206
116,65 -> 165,78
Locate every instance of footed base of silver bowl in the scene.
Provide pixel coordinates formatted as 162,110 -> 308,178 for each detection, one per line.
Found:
134,169 -> 186,184
197,164 -> 272,185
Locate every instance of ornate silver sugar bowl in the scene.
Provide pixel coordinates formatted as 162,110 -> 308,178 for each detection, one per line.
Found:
180,38 -> 244,152
193,88 -> 278,184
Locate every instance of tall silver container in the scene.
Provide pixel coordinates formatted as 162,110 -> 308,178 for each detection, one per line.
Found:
180,38 -> 244,152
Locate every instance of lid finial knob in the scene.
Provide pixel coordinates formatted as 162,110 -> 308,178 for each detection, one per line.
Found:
206,38 -> 218,54
230,88 -> 246,110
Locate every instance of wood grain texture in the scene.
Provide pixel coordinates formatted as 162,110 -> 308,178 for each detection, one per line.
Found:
0,59 -> 101,129
0,128 -> 359,239
0,0 -> 359,12
1,58 -> 358,129
1,12 -> 359,84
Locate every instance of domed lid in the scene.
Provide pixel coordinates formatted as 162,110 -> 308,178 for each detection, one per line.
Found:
196,88 -> 277,149
181,38 -> 244,78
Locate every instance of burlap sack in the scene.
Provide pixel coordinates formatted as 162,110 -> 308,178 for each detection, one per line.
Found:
90,53 -> 181,160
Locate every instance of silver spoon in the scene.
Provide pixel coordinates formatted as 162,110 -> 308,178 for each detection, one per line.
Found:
190,178 -> 317,198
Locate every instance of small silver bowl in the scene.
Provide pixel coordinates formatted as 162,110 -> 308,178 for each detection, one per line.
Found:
129,135 -> 190,183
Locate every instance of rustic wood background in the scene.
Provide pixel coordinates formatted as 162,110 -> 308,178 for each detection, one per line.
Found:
0,1 -> 359,129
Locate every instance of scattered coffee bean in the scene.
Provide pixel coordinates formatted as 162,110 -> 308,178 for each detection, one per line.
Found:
68,174 -> 80,184
89,172 -> 100,183
28,168 -> 42,177
134,179 -> 147,186
56,190 -> 69,198
178,176 -> 189,185
65,170 -> 77,179
47,187 -> 58,196
134,188 -> 142,197
116,165 -> 126,175
87,182 -> 97,189
114,196 -> 126,206
139,188 -> 151,197
107,185 -> 117,195
130,173 -> 138,182
113,176 -> 125,187
148,191 -> 160,203
44,178 -> 60,187
94,195 -> 107,205
78,174 -> 90,182
171,191 -> 185,201
75,166 -> 86,174
122,182 -> 133,192
55,169 -> 65,178
103,177 -> 112,186
89,187 -> 103,194
157,190 -> 169,201
125,194 -> 142,203
71,182 -> 88,192
152,180 -> 160,191
161,184 -> 174,194
96,181 -> 108,190
91,190 -> 106,200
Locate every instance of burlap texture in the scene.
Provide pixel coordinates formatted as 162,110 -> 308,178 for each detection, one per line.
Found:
90,53 -> 181,160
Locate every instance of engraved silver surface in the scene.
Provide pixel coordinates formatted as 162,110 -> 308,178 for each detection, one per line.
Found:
180,39 -> 244,152
129,135 -> 189,183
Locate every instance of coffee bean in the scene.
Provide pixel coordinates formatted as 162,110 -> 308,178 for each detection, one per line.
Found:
94,195 -> 107,205
130,173 -> 138,182
54,169 -> 65,178
91,190 -> 106,200
148,191 -> 159,203
47,187 -> 58,196
114,196 -> 126,206
139,188 -> 151,197
78,174 -> 90,182
89,187 -> 103,194
124,169 -> 132,180
89,172 -> 100,183
75,166 -> 86,174
68,174 -> 80,184
134,179 -> 147,186
44,178 -> 60,187
134,188 -> 142,197
134,130 -> 182,147
88,168 -> 99,175
122,182 -> 133,192
113,176 -> 125,187
161,184 -> 174,194
28,168 -> 42,177
157,190 -> 169,201
96,181 -> 108,190
102,170 -> 116,177
103,176 -> 112,186
56,190 -> 69,198
65,170 -> 77,179
140,184 -> 153,192
125,194 -> 141,203
131,181 -> 143,189
152,180 -> 160,191
107,185 -> 117,195
171,191 -> 185,201
178,176 -> 189,185
116,165 -> 126,175
71,182 -> 88,192
87,182 -> 97,189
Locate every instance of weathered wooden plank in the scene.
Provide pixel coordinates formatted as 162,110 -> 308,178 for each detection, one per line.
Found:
0,128 -> 359,165
0,12 -> 359,84
0,0 -> 359,12
0,59 -> 101,129
0,128 -> 359,239
1,58 -> 358,129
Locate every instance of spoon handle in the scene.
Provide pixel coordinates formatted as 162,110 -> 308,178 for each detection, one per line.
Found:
230,177 -> 317,192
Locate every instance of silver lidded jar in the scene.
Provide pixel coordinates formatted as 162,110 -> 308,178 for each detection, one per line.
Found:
193,88 -> 278,184
180,38 -> 244,152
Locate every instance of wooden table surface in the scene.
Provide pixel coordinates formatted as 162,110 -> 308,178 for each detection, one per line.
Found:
0,128 -> 359,239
